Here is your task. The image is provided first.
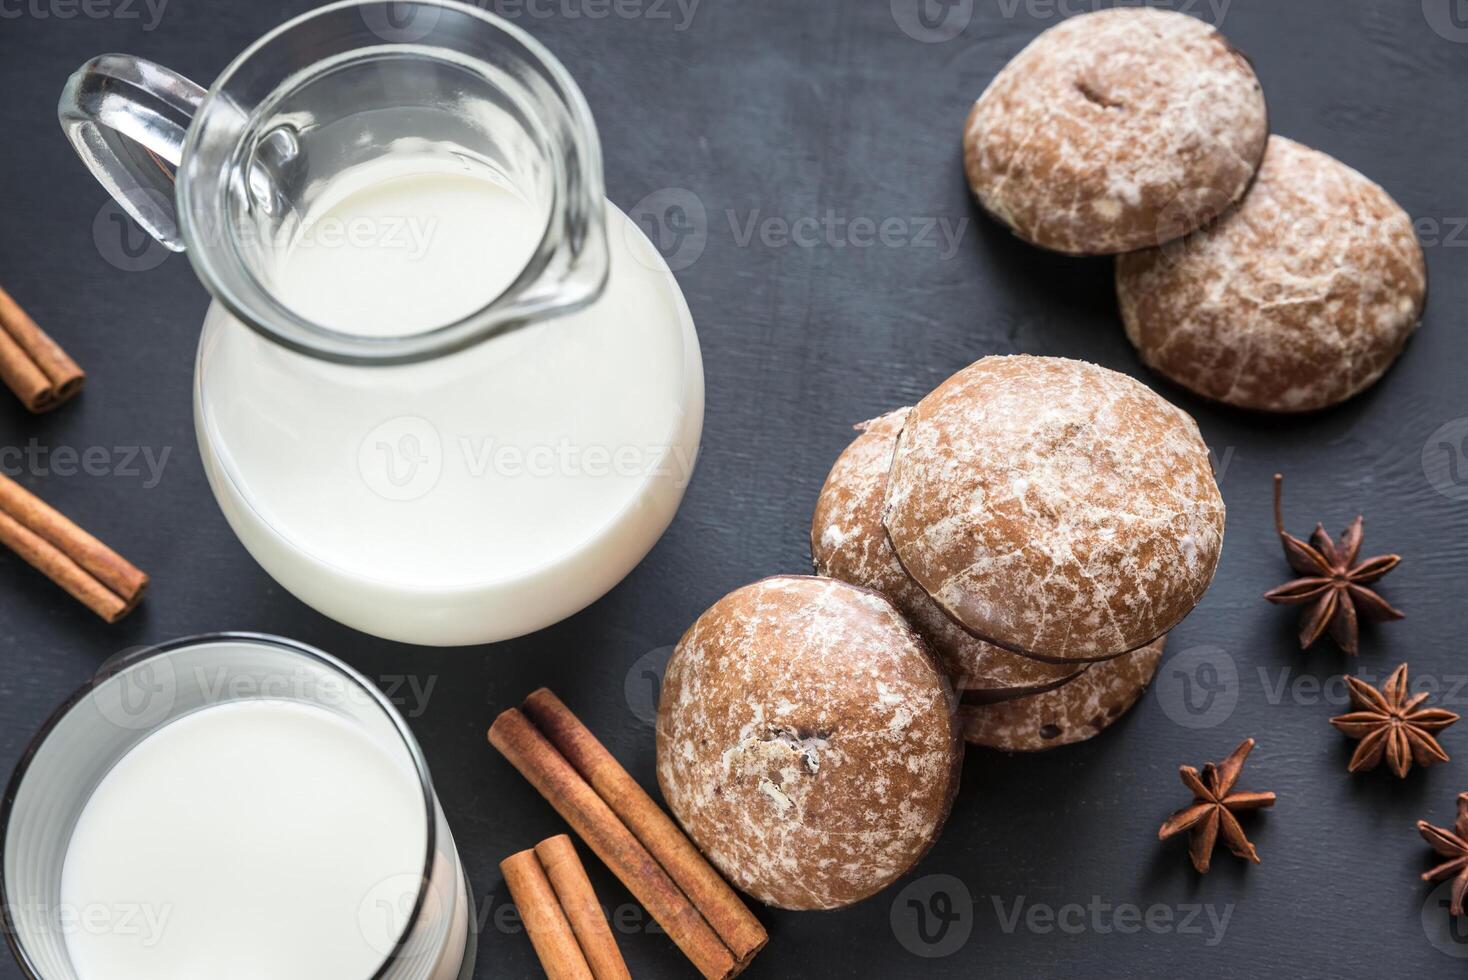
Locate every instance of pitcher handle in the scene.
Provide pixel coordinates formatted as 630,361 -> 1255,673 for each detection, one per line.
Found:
58,55 -> 207,253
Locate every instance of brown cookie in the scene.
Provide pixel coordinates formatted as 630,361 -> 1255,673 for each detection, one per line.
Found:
961,635 -> 1166,751
963,8 -> 1268,255
812,407 -> 1084,697
1117,135 -> 1427,413
656,575 -> 962,911
883,355 -> 1224,663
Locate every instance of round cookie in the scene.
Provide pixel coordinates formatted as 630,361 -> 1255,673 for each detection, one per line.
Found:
656,576 -> 962,911
882,355 -> 1224,663
963,8 -> 1268,255
961,636 -> 1165,752
812,407 -> 1083,697
1117,135 -> 1427,413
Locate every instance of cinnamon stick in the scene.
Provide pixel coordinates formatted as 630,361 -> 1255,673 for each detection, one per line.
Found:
489,708 -> 740,980
535,835 -> 631,980
522,688 -> 768,965
0,285 -> 84,412
0,473 -> 146,621
501,848 -> 594,980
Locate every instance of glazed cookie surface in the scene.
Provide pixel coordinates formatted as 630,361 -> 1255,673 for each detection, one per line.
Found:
811,407 -> 1083,697
963,7 -> 1268,255
960,636 -> 1165,752
1117,135 -> 1427,413
656,576 -> 961,910
883,356 -> 1224,662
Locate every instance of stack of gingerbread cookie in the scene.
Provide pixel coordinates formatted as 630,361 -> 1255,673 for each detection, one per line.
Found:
652,355 -> 1222,916
811,355 -> 1224,751
963,8 -> 1426,413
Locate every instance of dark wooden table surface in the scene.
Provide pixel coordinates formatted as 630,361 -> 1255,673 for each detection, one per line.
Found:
4,0 -> 1468,976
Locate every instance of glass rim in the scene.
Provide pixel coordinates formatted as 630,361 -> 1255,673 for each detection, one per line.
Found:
0,630 -> 443,980
176,0 -> 608,366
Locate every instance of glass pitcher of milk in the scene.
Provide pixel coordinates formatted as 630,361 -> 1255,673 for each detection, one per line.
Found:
59,0 -> 704,645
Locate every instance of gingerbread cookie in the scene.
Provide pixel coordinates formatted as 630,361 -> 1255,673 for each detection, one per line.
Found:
883,356 -> 1224,662
656,576 -> 962,910
960,636 -> 1165,751
1117,135 -> 1426,412
964,8 -> 1268,254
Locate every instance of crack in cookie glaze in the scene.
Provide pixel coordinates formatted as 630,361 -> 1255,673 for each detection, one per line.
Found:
1117,136 -> 1427,413
811,407 -> 1085,697
963,7 -> 1268,255
656,576 -> 962,911
882,356 -> 1224,662
960,636 -> 1165,752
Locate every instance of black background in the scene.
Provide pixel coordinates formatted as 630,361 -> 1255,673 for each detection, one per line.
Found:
4,0 -> 1468,976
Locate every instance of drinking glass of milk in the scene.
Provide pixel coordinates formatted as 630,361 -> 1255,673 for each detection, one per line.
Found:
1,633 -> 474,980
59,0 -> 704,644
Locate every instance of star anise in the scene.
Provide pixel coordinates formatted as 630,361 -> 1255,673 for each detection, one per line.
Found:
1263,474 -> 1403,655
1418,794 -> 1468,915
1158,738 -> 1277,873
1330,663 -> 1458,778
